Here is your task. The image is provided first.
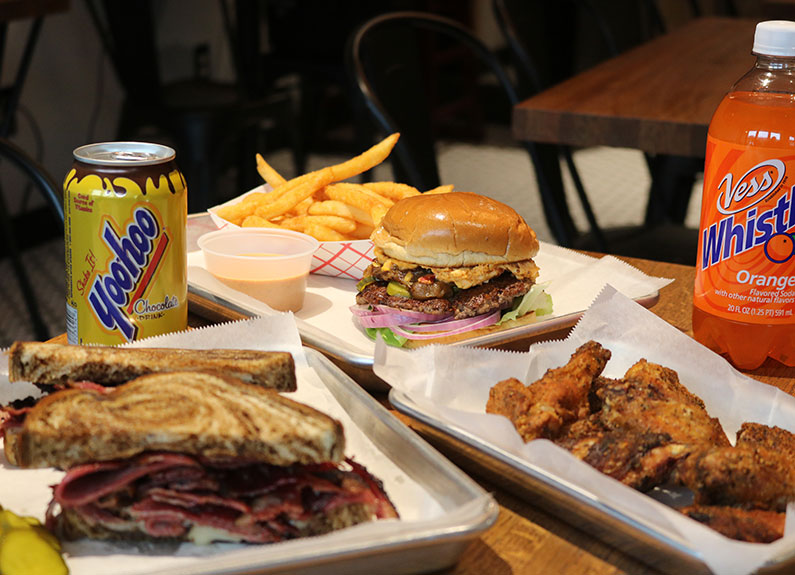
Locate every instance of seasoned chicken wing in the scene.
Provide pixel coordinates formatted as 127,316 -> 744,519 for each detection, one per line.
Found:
486,341 -> 610,441
556,430 -> 688,491
674,445 -> 795,511
679,505 -> 785,543
593,360 -> 729,447
486,341 -> 795,542
736,422 -> 795,461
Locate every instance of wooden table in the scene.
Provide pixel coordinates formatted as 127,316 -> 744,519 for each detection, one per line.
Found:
512,17 -> 757,226
184,254 -> 794,574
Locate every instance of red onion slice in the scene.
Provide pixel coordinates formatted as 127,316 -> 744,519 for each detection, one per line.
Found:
350,305 -> 427,328
391,310 -> 501,340
357,312 -> 422,329
349,305 -> 376,317
373,305 -> 452,323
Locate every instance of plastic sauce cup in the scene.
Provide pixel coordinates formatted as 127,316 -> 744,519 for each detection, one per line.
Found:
198,229 -> 319,312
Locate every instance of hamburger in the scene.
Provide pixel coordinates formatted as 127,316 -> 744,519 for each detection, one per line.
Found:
354,192 -> 551,345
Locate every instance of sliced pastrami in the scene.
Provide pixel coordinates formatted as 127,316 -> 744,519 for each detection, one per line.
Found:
55,453 -> 200,507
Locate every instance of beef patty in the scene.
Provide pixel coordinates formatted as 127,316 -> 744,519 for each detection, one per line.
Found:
356,273 -> 532,319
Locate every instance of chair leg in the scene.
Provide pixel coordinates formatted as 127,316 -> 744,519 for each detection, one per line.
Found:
561,146 -> 607,251
645,154 -> 702,226
0,181 -> 49,340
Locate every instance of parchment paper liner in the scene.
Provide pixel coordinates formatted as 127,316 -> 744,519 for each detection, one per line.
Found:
374,286 -> 795,575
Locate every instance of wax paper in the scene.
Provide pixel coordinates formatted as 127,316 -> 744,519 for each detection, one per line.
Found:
374,286 -> 795,575
0,316 -> 447,575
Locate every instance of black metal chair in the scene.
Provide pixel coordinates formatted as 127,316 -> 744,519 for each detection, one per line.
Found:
0,8 -> 65,341
346,11 -> 597,252
489,2 -> 700,262
347,11 -> 700,264
0,138 -> 63,341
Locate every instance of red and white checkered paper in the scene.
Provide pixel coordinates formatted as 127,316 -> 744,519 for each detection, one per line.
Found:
207,187 -> 374,280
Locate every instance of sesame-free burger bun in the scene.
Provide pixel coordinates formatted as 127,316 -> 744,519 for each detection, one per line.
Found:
370,192 -> 539,267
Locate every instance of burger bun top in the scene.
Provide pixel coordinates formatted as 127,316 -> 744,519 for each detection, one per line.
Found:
370,192 -> 539,267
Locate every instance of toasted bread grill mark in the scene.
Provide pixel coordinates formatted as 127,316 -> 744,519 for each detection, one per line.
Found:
17,372 -> 343,469
8,342 -> 296,391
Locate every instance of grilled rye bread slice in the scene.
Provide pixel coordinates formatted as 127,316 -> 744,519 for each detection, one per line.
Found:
8,341 -> 296,391
9,371 -> 343,469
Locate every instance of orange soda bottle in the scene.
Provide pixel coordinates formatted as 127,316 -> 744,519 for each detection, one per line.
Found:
693,20 -> 795,370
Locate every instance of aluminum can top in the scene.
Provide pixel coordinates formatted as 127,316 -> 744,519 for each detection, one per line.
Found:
73,142 -> 176,166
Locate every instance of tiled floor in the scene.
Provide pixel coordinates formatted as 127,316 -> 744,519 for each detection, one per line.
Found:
0,144 -> 703,347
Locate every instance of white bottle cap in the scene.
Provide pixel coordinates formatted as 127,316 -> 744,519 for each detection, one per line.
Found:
753,20 -> 795,56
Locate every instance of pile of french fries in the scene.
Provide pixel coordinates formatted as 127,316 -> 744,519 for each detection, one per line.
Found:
214,133 -> 453,242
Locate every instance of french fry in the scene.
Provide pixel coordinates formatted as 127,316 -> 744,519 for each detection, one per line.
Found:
255,153 -> 287,187
280,215 -> 357,234
255,169 -> 334,220
352,222 -> 375,239
308,199 -> 374,226
291,196 -> 314,216
370,203 -> 389,227
363,181 -> 420,200
221,133 -> 412,243
327,133 -> 400,182
324,182 -> 392,215
216,193 -> 278,226
304,223 -> 348,242
241,215 -> 282,228
424,184 -> 455,195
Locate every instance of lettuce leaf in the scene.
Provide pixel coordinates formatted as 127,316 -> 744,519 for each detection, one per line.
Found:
497,284 -> 553,325
364,327 -> 409,347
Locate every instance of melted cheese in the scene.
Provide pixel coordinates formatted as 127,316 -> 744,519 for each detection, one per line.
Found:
187,525 -> 246,545
374,247 -> 539,290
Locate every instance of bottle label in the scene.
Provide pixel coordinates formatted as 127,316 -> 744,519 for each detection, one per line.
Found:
694,135 -> 795,324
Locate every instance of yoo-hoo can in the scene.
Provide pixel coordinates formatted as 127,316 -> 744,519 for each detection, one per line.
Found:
64,142 -> 188,344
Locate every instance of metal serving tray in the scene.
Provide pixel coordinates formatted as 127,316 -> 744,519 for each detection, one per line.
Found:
187,214 -> 665,390
388,389 -> 795,575
0,348 -> 497,575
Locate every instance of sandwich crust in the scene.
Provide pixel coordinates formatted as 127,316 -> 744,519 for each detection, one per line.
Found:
13,372 -> 343,469
8,342 -> 296,392
371,191 -> 539,267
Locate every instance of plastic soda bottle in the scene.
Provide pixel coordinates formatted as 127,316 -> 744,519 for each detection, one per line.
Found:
693,21 -> 795,370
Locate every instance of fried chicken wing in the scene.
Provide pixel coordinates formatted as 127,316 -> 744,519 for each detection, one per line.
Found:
556,430 -> 688,491
736,422 -> 795,461
679,505 -> 785,543
486,341 -> 610,441
593,360 -> 729,447
674,445 -> 795,511
486,341 -> 795,543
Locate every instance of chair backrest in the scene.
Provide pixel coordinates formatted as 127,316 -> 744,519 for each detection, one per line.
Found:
0,137 -> 63,225
493,0 -> 664,96
346,11 -> 577,245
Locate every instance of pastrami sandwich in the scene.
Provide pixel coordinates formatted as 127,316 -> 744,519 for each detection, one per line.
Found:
354,192 -> 552,346
11,371 -> 397,543
1,342 -> 296,444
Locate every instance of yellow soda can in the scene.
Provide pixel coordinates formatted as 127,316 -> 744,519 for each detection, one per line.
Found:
64,142 -> 187,344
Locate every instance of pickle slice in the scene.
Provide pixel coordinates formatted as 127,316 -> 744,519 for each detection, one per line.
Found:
386,281 -> 410,298
0,528 -> 68,575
